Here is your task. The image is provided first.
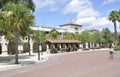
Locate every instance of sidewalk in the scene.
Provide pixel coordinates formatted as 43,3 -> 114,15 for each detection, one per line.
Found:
0,52 -> 49,71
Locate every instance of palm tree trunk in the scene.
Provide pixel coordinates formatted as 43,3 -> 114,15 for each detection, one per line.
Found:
38,44 -> 40,60
113,21 -> 118,46
28,35 -> 31,55
14,31 -> 19,64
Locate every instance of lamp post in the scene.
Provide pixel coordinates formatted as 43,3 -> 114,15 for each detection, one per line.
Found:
38,43 -> 41,60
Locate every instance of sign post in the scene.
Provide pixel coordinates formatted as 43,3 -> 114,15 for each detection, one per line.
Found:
38,44 -> 41,60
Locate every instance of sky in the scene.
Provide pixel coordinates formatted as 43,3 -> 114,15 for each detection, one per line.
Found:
33,0 -> 120,32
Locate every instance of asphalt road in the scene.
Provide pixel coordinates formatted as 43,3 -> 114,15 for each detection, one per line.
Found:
0,50 -> 120,77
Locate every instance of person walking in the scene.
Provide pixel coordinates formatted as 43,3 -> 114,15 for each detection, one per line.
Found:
109,44 -> 115,59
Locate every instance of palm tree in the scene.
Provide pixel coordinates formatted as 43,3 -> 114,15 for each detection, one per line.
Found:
108,10 -> 119,45
1,2 -> 34,64
0,11 -> 16,54
49,29 -> 59,39
118,10 -> 120,20
32,30 -> 47,46
32,30 -> 46,60
21,28 -> 33,55
0,0 -> 35,11
63,32 -> 75,40
117,10 -> 120,27
0,11 -> 13,35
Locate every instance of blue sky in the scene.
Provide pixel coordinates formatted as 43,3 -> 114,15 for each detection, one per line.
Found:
33,0 -> 120,32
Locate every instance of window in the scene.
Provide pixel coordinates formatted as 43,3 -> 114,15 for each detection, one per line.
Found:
24,37 -> 28,40
75,27 -> 78,30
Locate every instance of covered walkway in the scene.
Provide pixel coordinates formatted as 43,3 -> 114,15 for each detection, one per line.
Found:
45,39 -> 81,53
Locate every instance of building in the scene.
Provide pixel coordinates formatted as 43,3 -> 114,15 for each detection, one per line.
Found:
0,20 -> 82,55
60,20 -> 82,34
89,28 -> 98,33
32,20 -> 82,34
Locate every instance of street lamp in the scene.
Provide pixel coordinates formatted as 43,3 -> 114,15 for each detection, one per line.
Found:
38,43 -> 42,60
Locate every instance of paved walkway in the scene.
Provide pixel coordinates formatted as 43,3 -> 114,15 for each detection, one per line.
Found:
0,52 -> 49,71
0,49 -> 120,77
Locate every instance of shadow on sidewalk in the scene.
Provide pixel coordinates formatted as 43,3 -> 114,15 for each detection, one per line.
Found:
0,54 -> 36,65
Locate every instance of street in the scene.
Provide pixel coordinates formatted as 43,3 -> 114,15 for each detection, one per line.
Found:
0,50 -> 120,77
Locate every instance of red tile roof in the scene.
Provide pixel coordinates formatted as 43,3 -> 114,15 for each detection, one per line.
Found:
45,39 -> 80,44
60,20 -> 82,27
89,28 -> 98,32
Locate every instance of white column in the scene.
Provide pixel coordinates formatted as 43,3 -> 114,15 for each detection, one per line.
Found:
79,44 -> 83,48
1,36 -> 8,55
1,43 -> 8,55
90,42 -> 92,48
53,44 -> 55,48
30,37 -> 34,53
59,44 -> 61,53
86,42 -> 88,48
30,42 -> 33,53
93,42 -> 95,48
47,44 -> 50,54
96,43 -> 99,48
18,45 -> 23,53
39,44 -> 42,51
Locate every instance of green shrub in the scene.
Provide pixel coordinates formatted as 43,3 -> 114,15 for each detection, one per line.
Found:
7,41 -> 15,55
114,46 -> 120,51
23,43 -> 28,53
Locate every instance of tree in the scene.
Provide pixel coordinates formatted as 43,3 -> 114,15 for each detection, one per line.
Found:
49,29 -> 59,39
92,31 -> 102,47
21,28 -> 33,55
118,10 -> 120,21
63,32 -> 75,40
78,30 -> 91,48
108,10 -> 119,45
0,11 -> 15,54
117,10 -> 120,28
101,28 -> 113,45
32,30 -> 46,46
32,30 -> 46,60
0,0 -> 35,11
118,33 -> 120,45
1,2 -> 34,64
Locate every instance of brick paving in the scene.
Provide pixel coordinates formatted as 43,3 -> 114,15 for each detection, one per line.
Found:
0,50 -> 120,77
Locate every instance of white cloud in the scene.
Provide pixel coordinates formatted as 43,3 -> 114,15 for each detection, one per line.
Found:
63,0 -> 92,14
33,0 -> 68,11
76,17 -> 96,26
92,17 -> 112,26
103,0 -> 120,5
76,16 -> 114,28
77,8 -> 99,18
63,0 -> 101,27
63,0 -> 100,17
